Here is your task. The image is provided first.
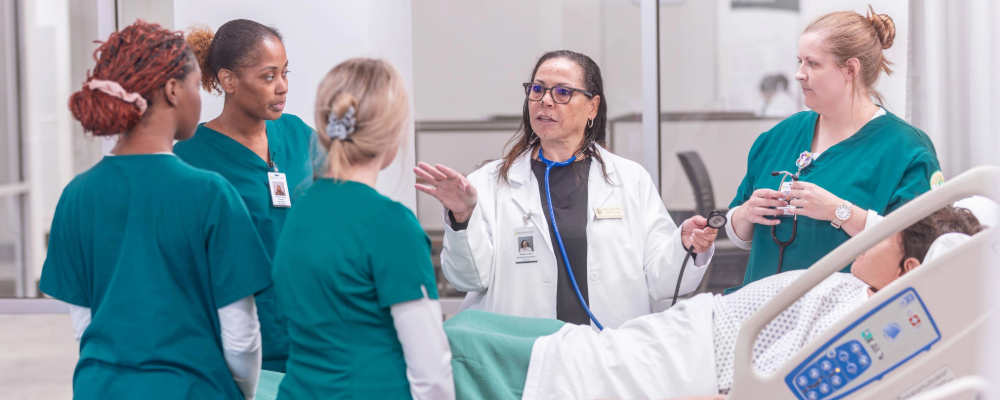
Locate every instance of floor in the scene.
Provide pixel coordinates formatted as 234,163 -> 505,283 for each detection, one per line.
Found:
0,314 -> 77,399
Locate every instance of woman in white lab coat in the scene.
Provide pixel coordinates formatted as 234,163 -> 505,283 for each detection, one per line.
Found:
415,50 -> 719,329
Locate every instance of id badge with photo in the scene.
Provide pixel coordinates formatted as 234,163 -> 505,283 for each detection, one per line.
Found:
268,172 -> 291,208
514,226 -> 539,264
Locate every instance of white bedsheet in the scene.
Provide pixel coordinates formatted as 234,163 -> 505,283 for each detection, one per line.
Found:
522,293 -> 718,400
522,271 -> 869,399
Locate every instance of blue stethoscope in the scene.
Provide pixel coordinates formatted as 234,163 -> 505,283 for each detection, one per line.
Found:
538,148 -> 729,329
538,148 -> 605,330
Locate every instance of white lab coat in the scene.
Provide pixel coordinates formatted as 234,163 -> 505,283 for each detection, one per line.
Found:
440,146 -> 715,329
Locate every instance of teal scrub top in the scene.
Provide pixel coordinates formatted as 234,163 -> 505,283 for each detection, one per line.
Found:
39,155 -> 272,400
174,113 -> 318,372
729,109 -> 942,292
273,180 -> 439,400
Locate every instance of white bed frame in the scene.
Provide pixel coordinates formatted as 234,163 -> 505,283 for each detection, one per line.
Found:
727,166 -> 1000,400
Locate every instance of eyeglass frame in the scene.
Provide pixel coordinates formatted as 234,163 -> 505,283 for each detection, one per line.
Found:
522,82 -> 595,104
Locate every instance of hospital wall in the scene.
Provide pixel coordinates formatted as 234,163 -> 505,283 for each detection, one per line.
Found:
411,0 -> 908,120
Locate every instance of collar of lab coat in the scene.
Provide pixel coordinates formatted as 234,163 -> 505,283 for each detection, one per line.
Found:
507,145 -> 620,249
507,144 -> 618,186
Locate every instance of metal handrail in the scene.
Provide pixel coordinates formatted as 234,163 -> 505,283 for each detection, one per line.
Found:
0,182 -> 28,197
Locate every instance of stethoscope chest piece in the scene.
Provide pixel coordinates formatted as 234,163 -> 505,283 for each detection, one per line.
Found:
671,209 -> 728,306
707,210 -> 727,230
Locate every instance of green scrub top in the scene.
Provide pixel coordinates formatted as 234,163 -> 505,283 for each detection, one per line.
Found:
273,180 -> 439,400
174,113 -> 317,372
729,109 -> 942,292
39,155 -> 272,400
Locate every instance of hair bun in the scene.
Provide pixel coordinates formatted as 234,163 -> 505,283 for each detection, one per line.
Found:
185,25 -> 217,93
68,81 -> 142,136
867,5 -> 895,50
331,92 -> 358,119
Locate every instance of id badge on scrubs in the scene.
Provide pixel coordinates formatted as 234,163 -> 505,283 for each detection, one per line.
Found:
514,226 -> 539,264
777,181 -> 794,216
268,172 -> 291,208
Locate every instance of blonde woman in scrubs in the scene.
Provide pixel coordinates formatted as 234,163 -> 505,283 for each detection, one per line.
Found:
272,59 -> 454,399
727,7 -> 944,292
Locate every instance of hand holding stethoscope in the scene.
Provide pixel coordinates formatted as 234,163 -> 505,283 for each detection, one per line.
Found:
680,215 -> 719,253
735,188 -> 788,226
785,181 -> 846,221
414,162 -> 479,223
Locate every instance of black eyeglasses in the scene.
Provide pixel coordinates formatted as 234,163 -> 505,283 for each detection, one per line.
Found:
523,82 -> 594,104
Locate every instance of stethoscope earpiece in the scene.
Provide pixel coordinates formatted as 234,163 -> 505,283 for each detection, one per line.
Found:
772,170 -> 800,181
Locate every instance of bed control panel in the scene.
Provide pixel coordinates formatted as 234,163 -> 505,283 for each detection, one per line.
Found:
785,288 -> 940,400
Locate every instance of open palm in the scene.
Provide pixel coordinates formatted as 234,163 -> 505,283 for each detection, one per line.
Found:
414,162 -> 478,222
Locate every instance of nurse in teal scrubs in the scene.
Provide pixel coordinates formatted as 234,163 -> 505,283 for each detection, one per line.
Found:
176,20 -> 321,372
727,7 -> 943,291
273,59 -> 455,400
41,21 -> 271,399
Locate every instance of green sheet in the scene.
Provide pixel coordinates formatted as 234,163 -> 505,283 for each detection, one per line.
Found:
445,309 -> 565,400
254,309 -> 565,400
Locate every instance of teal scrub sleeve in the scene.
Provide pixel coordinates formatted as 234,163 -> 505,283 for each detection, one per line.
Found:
205,179 -> 274,308
730,132 -> 770,209
367,203 -> 439,308
885,151 -> 943,214
39,197 -> 90,307
309,130 -> 328,179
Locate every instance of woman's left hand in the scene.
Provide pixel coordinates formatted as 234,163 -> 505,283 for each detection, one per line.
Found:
788,181 -> 842,221
681,216 -> 718,254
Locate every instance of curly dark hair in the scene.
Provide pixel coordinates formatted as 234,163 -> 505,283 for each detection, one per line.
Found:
68,20 -> 194,136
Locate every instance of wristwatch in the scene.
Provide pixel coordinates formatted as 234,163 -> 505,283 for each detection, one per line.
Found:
831,200 -> 853,229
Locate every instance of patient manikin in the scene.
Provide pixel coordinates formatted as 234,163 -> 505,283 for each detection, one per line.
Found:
445,206 -> 984,400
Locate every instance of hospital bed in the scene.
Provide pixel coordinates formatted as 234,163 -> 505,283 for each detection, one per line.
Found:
727,166 -> 1000,400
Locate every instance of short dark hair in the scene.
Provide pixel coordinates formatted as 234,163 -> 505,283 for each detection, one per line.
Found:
898,206 -> 983,271
186,19 -> 283,94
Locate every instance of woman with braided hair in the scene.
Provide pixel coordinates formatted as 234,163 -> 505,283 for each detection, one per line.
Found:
40,21 -> 272,399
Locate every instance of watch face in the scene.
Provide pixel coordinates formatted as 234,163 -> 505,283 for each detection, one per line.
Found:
836,205 -> 852,220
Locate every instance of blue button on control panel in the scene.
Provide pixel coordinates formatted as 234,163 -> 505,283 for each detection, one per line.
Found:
791,340 -> 872,400
785,288 -> 941,400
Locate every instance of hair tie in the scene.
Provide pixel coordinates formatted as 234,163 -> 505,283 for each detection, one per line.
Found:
326,106 -> 357,141
86,79 -> 148,115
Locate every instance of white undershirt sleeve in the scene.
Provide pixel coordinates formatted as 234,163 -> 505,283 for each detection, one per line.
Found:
68,304 -> 91,343
726,207 -> 753,250
218,296 -> 262,400
865,209 -> 883,230
390,287 -> 455,400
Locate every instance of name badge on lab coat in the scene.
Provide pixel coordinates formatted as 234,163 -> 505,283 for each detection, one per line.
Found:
514,226 -> 539,264
268,172 -> 291,208
594,206 -> 624,219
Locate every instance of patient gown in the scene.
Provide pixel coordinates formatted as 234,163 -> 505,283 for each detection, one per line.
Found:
713,271 -> 869,392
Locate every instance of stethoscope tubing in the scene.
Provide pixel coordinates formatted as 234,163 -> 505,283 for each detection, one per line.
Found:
539,148 -> 605,330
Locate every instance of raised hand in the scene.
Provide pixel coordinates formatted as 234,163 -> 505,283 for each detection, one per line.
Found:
414,162 -> 478,223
